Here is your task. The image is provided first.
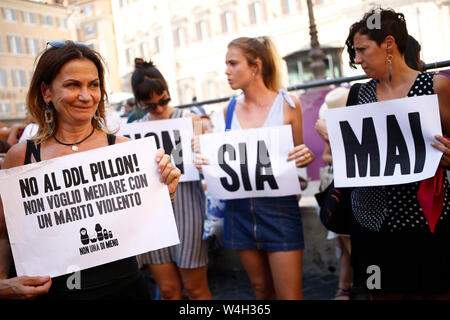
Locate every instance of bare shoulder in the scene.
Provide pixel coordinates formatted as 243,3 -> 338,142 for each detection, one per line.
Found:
286,94 -> 302,114
2,140 -> 27,169
289,94 -> 301,107
433,75 -> 450,95
115,135 -> 131,144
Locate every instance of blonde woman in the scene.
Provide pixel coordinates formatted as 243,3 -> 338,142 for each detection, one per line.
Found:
221,37 -> 314,300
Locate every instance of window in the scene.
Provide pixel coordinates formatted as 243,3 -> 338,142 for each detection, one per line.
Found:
196,20 -> 208,41
139,42 -> 147,58
7,35 -> 23,54
40,14 -> 53,26
125,48 -> 133,65
222,11 -> 233,33
2,8 -> 18,22
16,102 -> 27,114
284,49 -> 343,85
22,11 -> 37,24
282,0 -> 298,14
174,27 -> 185,48
0,101 -> 12,114
81,5 -> 93,15
58,17 -> 68,29
154,36 -> 161,54
84,23 -> 95,36
26,37 -> 40,56
249,1 -> 263,24
0,69 -> 7,88
11,69 -> 26,88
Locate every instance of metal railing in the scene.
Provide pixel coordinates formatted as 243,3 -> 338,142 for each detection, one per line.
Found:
175,59 -> 450,110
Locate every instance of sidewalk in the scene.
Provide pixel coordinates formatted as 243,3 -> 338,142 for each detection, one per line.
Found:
206,246 -> 339,300
207,268 -> 339,300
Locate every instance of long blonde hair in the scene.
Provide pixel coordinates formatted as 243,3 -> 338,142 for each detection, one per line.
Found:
228,36 -> 285,91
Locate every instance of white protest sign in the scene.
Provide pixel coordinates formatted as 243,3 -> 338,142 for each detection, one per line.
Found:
0,137 -> 179,278
118,117 -> 199,182
325,94 -> 442,187
200,125 -> 301,199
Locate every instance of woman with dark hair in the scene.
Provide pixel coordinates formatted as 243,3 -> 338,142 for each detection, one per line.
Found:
404,35 -> 424,71
131,59 -> 212,300
0,41 -> 181,299
344,8 -> 450,299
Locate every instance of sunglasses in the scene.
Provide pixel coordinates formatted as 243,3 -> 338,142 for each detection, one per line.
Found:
141,97 -> 171,111
46,40 -> 91,49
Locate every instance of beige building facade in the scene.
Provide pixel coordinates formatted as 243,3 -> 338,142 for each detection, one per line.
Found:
0,0 -> 72,123
1,0 -> 448,123
111,0 -> 449,109
68,0 -> 121,94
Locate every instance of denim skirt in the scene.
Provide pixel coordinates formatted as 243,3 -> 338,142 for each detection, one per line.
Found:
223,195 -> 305,251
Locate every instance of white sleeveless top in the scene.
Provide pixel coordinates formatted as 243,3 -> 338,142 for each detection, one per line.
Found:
230,89 -> 296,130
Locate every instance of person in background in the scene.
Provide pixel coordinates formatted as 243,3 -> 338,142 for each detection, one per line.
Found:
120,97 -> 136,118
131,59 -> 212,300
0,41 -> 181,300
316,87 -> 353,300
405,35 -> 424,72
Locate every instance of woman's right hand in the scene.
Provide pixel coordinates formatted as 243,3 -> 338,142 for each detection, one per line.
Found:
0,276 -> 52,299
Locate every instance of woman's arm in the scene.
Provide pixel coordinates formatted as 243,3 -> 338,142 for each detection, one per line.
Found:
0,142 -> 52,299
431,75 -> 450,167
286,95 -> 315,167
434,75 -> 450,136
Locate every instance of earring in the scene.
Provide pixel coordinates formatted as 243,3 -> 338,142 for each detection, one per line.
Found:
387,54 -> 393,82
93,109 -> 102,128
93,109 -> 100,121
44,102 -> 54,135
252,71 -> 256,77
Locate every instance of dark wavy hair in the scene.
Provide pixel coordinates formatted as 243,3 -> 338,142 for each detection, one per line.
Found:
131,58 -> 168,102
346,8 -> 408,69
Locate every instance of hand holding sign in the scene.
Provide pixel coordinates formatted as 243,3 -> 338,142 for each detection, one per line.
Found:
326,95 -> 443,187
155,148 -> 181,194
287,144 -> 315,167
0,276 -> 52,299
431,135 -> 450,168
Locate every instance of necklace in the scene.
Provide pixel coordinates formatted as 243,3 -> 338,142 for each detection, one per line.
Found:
53,127 -> 95,151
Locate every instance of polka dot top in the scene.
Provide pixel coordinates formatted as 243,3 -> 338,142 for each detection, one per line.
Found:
350,72 -> 450,233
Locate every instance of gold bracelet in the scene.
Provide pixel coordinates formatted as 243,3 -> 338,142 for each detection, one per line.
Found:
169,191 -> 176,201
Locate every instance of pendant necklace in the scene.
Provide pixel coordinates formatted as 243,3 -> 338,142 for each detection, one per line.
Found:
53,127 -> 95,151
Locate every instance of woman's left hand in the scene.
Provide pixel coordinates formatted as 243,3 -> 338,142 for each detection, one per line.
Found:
287,144 -> 315,167
432,135 -> 450,168
155,148 -> 181,194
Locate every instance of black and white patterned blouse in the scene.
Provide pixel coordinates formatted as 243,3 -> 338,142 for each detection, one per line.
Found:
350,72 -> 450,233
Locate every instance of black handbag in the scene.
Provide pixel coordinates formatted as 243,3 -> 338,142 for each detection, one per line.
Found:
314,83 -> 362,234
315,181 -> 353,234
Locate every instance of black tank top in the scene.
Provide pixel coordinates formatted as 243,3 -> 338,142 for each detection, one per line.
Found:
16,134 -> 140,299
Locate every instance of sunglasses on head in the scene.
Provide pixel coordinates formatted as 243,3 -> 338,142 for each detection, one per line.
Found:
141,97 -> 171,111
46,40 -> 91,49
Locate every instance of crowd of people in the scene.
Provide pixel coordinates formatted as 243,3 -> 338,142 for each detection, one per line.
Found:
0,7 -> 449,300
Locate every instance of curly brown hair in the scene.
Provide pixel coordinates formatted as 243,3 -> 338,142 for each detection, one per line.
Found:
346,8 -> 408,69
